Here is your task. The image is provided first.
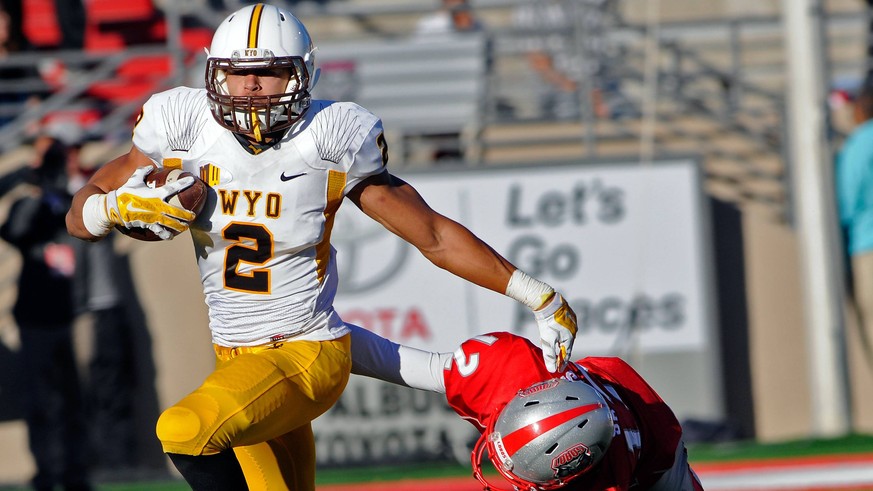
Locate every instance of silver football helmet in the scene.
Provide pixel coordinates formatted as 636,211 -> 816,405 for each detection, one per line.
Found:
472,378 -> 614,491
205,3 -> 320,140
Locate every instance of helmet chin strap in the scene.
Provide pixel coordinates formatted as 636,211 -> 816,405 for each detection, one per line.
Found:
251,111 -> 263,142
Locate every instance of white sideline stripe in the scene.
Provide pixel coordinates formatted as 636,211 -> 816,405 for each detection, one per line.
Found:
699,461 -> 873,490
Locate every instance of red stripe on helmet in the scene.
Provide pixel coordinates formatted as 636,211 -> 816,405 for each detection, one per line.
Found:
500,403 -> 603,456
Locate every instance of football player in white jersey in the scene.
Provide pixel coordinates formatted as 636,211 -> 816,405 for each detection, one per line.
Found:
66,3 -> 577,490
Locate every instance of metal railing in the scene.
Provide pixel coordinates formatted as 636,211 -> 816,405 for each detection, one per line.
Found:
0,2 -> 866,218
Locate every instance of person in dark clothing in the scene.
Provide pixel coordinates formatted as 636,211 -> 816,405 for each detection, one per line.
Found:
66,125 -> 165,478
0,135 -> 92,491
0,0 -> 27,51
73,234 -> 139,474
0,5 -> 44,128
69,175 -> 162,475
52,0 -> 85,50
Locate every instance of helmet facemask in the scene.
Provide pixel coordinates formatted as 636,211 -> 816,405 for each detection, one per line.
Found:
206,48 -> 312,141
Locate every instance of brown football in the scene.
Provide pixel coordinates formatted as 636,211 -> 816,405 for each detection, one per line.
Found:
116,167 -> 208,241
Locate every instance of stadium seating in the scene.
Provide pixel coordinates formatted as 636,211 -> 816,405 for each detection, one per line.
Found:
21,0 -> 61,48
87,0 -> 155,24
85,55 -> 171,104
315,33 -> 489,164
22,0 -> 209,102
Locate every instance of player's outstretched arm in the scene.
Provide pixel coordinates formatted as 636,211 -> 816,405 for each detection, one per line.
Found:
66,146 -> 195,242
348,172 -> 514,292
348,172 -> 577,372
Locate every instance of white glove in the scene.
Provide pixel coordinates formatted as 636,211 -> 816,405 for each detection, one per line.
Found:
82,166 -> 195,240
534,293 -> 578,372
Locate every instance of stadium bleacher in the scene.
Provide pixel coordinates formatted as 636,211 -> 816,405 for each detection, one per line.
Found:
0,0 -> 867,227
3,0 -> 212,151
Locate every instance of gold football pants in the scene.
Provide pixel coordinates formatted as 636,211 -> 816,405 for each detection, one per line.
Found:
156,335 -> 351,491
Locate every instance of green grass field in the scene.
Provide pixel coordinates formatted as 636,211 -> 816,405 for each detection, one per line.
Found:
687,433 -> 873,463
2,434 -> 872,490
315,433 -> 873,484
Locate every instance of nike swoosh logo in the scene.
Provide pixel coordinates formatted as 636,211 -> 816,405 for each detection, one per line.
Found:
280,172 -> 306,182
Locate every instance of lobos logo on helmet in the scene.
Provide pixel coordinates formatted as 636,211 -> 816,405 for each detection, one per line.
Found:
518,379 -> 559,397
552,443 -> 593,478
489,432 -> 514,470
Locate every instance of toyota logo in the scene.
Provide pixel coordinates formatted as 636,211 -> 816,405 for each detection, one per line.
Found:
333,206 -> 410,295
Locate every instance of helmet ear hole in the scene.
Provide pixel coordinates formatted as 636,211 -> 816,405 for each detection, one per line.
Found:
310,66 -> 321,91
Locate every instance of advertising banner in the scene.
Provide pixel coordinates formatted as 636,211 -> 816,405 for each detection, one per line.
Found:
314,159 -> 717,466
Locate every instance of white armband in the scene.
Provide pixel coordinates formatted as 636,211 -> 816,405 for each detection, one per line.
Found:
81,193 -> 113,237
505,269 -> 555,311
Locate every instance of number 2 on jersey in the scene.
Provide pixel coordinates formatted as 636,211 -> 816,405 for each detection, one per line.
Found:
223,222 -> 273,293
452,334 -> 498,377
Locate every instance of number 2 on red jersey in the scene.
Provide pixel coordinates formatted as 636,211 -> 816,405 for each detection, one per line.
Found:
451,334 -> 498,377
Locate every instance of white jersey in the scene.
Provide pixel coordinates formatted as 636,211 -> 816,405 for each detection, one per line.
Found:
133,87 -> 387,346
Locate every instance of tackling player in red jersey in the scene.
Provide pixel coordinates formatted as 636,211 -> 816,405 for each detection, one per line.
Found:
350,327 -> 704,491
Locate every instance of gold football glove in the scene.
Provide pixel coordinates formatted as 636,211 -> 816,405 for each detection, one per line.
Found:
534,293 -> 578,372
106,166 -> 196,240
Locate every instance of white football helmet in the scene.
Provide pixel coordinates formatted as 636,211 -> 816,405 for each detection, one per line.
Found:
205,3 -> 320,139
472,378 -> 614,491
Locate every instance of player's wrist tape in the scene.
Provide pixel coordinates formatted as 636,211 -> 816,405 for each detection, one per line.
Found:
82,193 -> 113,237
505,269 -> 555,311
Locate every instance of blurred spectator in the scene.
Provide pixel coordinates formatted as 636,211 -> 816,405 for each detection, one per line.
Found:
865,0 -> 873,84
76,238 -> 150,476
0,4 -> 42,127
512,0 -> 583,121
412,0 -> 486,163
511,0 -> 626,121
0,0 -> 86,51
68,175 -> 149,476
0,0 -> 27,51
0,128 -> 93,491
52,0 -> 86,50
829,87 -> 857,138
836,82 -> 873,369
40,119 -> 164,477
414,0 -> 482,36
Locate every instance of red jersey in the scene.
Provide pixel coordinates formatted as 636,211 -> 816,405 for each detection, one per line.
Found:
444,332 -> 682,490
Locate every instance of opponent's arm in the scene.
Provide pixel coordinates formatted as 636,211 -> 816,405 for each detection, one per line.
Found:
347,324 -> 449,393
66,146 -> 195,241
348,172 -> 577,372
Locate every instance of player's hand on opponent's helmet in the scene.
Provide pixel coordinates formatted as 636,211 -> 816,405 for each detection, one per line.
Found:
81,166 -> 196,240
534,293 -> 578,372
505,269 -> 578,372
